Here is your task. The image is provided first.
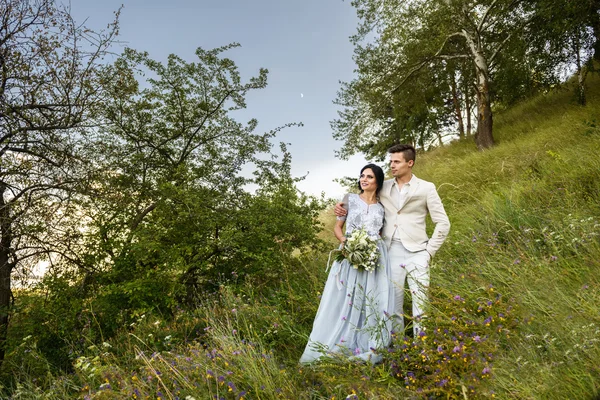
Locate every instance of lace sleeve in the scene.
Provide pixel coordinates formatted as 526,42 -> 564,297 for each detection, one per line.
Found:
336,193 -> 350,221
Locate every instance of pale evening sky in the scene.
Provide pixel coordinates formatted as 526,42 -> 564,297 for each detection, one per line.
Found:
70,0 -> 374,199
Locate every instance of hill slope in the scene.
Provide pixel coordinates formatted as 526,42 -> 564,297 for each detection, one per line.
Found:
412,76 -> 600,398
4,77 -> 599,399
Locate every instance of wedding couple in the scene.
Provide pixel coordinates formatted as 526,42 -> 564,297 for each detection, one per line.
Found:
300,144 -> 450,364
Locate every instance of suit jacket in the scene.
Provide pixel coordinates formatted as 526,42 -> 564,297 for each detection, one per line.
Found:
379,175 -> 450,257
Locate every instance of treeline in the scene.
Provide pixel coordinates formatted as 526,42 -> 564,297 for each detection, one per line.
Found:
0,0 -> 325,372
332,0 -> 600,156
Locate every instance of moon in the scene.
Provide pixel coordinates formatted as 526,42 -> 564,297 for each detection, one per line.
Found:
300,93 -> 304,98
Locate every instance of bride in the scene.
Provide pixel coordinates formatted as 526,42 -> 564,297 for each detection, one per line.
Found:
300,164 -> 395,364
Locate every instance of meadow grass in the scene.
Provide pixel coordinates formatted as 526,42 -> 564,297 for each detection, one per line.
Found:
2,76 -> 600,399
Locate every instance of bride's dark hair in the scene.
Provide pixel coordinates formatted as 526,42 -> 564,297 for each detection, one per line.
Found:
358,164 -> 385,195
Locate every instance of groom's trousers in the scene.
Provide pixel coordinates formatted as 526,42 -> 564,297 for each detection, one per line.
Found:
388,240 -> 430,336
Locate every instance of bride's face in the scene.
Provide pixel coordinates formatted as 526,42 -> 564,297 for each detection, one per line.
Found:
359,168 -> 377,192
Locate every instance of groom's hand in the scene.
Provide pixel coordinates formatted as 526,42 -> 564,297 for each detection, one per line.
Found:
334,202 -> 347,217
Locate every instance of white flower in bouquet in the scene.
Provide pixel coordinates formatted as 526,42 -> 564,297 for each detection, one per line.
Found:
334,227 -> 380,272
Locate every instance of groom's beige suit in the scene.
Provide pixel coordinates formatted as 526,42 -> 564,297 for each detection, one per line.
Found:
379,176 -> 450,255
378,175 -> 450,334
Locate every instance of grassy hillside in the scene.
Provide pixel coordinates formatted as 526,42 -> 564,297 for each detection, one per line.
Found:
410,78 -> 600,398
3,78 -> 600,399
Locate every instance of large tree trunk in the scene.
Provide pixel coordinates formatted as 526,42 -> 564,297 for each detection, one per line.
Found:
463,29 -> 495,149
473,52 -> 494,150
0,184 -> 13,365
475,81 -> 494,150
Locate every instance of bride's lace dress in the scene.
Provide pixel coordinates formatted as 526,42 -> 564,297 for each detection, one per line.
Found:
300,193 -> 395,364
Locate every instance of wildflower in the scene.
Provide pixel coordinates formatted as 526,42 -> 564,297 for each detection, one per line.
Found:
231,308 -> 237,313
484,317 -> 493,326
228,382 -> 237,392
453,295 -> 463,301
341,316 -> 347,321
513,259 -> 520,264
482,367 -> 491,375
550,255 -> 558,261
473,335 -> 482,342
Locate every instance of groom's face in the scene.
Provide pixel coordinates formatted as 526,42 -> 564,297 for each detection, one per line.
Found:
389,152 -> 414,179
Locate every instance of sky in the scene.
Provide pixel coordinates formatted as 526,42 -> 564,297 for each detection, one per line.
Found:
70,0 -> 374,200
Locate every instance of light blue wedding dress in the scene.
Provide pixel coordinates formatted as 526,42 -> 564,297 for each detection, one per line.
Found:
300,193 -> 395,364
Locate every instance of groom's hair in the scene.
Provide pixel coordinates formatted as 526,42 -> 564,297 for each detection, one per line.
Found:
388,144 -> 416,163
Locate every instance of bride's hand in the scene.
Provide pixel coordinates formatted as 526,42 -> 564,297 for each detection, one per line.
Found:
334,202 -> 347,217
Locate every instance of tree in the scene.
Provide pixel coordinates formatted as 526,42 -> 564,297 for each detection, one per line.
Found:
0,0 -> 119,363
53,45 -> 326,332
332,45 -> 456,160
337,0 -> 556,155
531,0 -> 600,105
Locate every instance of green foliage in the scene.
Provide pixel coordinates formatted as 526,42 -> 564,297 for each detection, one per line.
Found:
57,44 -> 327,339
334,0 -> 595,157
0,42 -> 326,378
5,21 -> 600,400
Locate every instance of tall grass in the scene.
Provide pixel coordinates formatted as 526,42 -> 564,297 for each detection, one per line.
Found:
2,77 -> 600,399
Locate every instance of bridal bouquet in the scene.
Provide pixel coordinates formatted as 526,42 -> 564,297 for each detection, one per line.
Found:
334,227 -> 380,272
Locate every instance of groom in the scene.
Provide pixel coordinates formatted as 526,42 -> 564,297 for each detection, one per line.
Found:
336,144 -> 450,335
